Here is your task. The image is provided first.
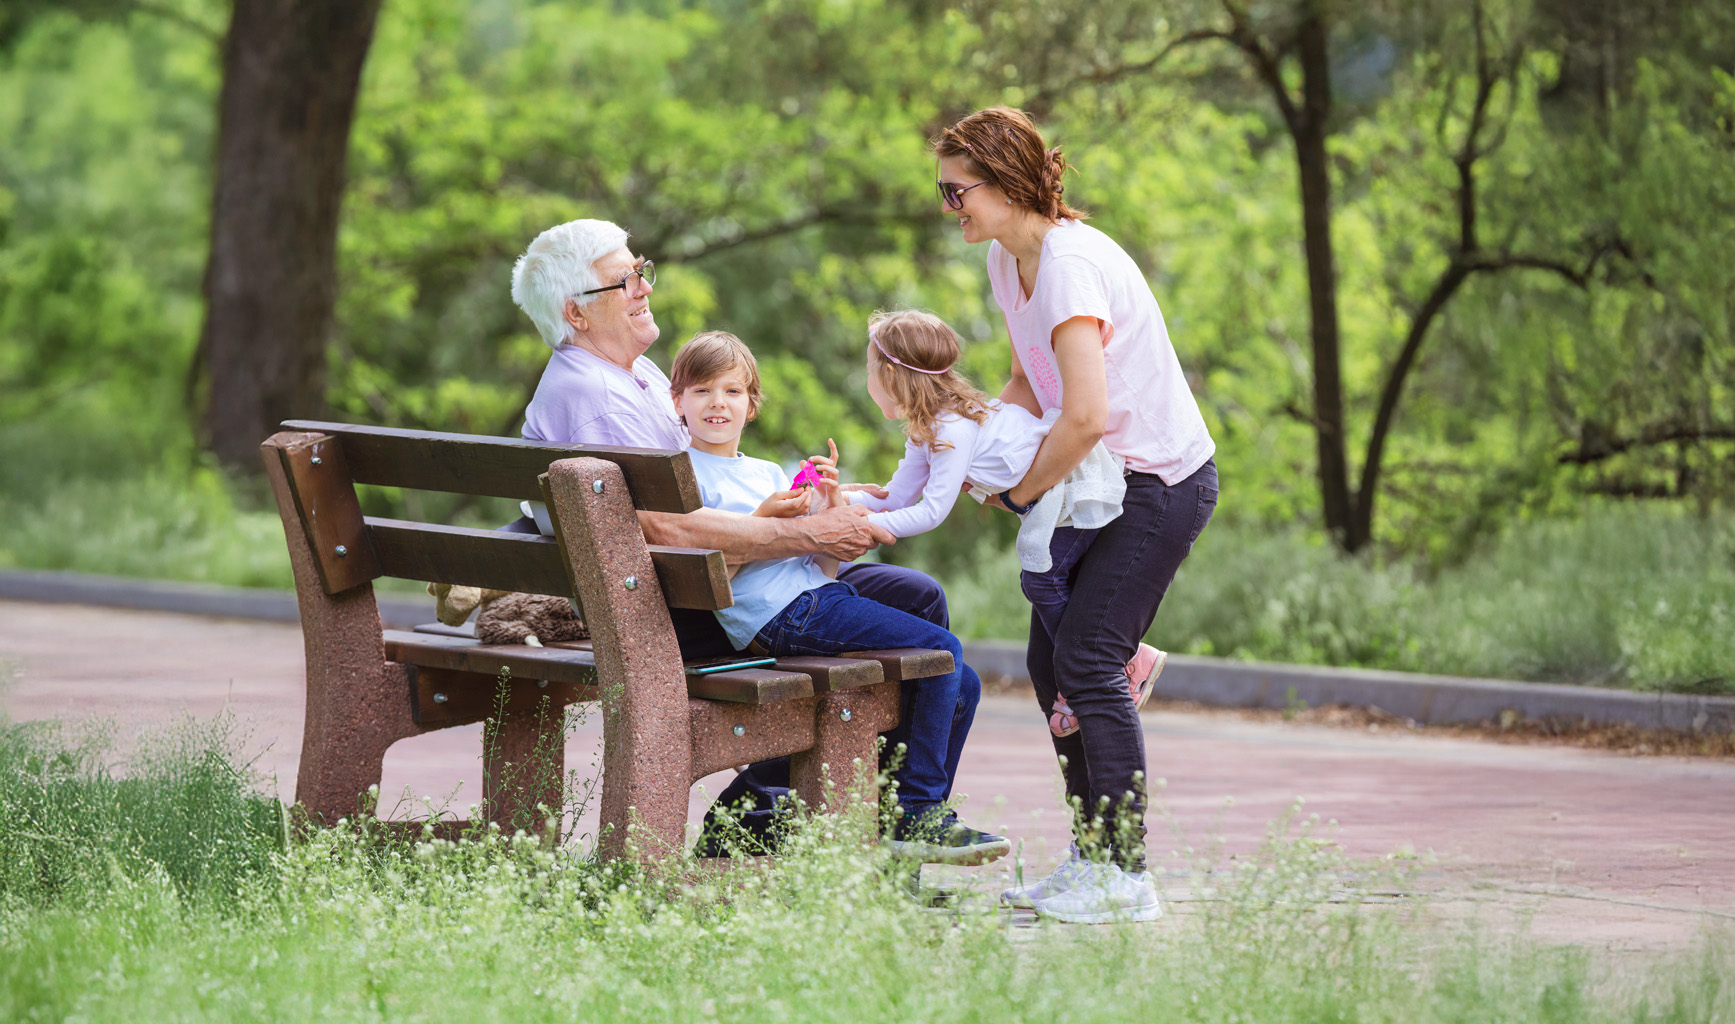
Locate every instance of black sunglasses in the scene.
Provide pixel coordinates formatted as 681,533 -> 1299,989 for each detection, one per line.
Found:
581,259 -> 655,296
937,179 -> 989,211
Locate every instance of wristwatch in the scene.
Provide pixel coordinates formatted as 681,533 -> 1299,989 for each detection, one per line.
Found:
997,489 -> 1037,515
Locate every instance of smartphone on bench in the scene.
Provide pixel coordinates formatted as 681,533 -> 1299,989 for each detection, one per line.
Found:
685,655 -> 778,676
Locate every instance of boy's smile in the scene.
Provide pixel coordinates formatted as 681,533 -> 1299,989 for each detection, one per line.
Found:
676,373 -> 753,458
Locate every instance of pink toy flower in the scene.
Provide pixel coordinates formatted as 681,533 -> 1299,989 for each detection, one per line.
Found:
791,460 -> 823,489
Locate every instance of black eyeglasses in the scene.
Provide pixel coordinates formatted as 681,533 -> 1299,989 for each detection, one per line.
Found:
580,259 -> 655,296
937,179 -> 989,211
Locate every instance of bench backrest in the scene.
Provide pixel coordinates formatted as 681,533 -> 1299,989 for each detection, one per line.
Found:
262,421 -> 730,611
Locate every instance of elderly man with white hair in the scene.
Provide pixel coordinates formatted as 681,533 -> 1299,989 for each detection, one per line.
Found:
509,219 -> 944,613
509,219 -> 975,861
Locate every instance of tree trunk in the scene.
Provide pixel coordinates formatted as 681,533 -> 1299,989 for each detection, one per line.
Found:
196,0 -> 382,472
1292,13 -> 1356,550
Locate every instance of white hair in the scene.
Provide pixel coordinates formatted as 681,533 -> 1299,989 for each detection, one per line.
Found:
510,219 -> 631,349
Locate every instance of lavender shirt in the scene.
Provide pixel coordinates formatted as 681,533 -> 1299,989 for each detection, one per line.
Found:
522,344 -> 688,450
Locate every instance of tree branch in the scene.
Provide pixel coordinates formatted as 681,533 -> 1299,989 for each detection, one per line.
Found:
1024,27 -> 1238,114
1557,424 -> 1735,465
1076,28 -> 1237,85
1280,399 -> 1321,429
1222,1 -> 1302,133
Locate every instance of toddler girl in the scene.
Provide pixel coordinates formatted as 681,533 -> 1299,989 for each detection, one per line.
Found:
844,310 -> 1166,734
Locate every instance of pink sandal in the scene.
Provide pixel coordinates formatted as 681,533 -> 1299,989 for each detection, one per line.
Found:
1048,695 -> 1080,737
1127,642 -> 1167,712
1048,645 -> 1168,738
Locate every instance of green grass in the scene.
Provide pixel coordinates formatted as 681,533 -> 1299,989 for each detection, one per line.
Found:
946,503 -> 1735,694
0,718 -> 1730,1022
0,715 -> 286,907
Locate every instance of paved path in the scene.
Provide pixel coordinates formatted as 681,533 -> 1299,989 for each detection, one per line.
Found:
2,600 -> 1730,952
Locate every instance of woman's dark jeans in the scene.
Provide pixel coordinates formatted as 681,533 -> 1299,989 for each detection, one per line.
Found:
1024,460 -> 1218,872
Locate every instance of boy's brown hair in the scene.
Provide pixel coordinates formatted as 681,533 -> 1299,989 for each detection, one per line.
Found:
670,330 -> 763,421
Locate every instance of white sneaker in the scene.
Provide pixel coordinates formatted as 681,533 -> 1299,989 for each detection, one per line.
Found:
1000,846 -> 1090,909
1032,862 -> 1164,923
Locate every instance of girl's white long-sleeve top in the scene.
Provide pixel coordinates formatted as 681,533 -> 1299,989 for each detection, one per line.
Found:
849,402 -> 1127,572
848,404 -> 1051,538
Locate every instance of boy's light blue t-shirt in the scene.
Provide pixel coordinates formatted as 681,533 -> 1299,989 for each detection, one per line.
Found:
686,448 -> 835,650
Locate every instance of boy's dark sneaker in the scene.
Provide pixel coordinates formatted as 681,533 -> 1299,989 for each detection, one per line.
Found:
883,809 -> 1011,866
889,861 -> 962,907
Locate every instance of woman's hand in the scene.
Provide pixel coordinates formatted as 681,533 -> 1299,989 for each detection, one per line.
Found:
752,488 -> 811,518
841,482 -> 890,499
984,487 -> 1044,514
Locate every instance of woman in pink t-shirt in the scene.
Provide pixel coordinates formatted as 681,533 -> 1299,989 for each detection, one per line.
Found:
934,106 -> 1219,923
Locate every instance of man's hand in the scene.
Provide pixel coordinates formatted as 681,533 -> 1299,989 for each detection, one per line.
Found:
752,488 -> 812,519
798,503 -> 896,561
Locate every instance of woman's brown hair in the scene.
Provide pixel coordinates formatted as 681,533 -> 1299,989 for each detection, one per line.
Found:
932,106 -> 1086,222
867,310 -> 992,452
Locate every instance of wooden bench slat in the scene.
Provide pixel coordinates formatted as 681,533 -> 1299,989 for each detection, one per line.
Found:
686,668 -> 814,704
384,629 -> 598,686
384,631 -> 813,705
406,627 -> 943,691
370,519 -> 575,597
282,420 -> 702,513
645,546 -> 733,611
409,665 -> 594,729
762,655 -> 884,692
366,521 -> 732,610
829,648 -> 955,682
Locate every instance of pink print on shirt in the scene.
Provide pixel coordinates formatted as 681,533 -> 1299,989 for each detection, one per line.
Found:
1022,344 -> 1063,408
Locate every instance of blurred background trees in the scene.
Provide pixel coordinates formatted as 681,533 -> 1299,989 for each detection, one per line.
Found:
1,0 -> 1730,685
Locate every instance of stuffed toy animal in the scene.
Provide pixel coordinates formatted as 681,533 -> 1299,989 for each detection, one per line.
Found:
427,582 -> 503,627
427,583 -> 589,647
476,592 -> 588,646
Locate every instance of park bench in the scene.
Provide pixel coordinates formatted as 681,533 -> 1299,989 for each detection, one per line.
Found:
260,421 -> 952,858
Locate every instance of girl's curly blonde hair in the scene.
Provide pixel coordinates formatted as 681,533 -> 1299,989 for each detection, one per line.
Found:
866,310 -> 991,452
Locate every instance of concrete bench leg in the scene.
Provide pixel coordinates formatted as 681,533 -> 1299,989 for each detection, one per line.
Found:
263,437 -> 422,827
482,703 -> 566,836
791,682 -> 900,840
293,664 -> 416,826
546,458 -> 692,861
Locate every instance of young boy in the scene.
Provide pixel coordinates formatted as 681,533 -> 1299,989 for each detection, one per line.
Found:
669,330 -> 1007,865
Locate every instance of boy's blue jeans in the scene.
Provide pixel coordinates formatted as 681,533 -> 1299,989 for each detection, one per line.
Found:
753,581 -> 979,814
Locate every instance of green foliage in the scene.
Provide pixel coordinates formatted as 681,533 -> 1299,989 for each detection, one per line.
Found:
0,4 -> 213,425
330,0 -> 978,484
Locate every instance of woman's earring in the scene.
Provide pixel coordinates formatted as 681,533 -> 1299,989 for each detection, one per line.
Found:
1005,198 -> 1012,204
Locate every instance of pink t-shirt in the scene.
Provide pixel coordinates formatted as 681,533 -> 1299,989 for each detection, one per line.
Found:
987,220 -> 1214,485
